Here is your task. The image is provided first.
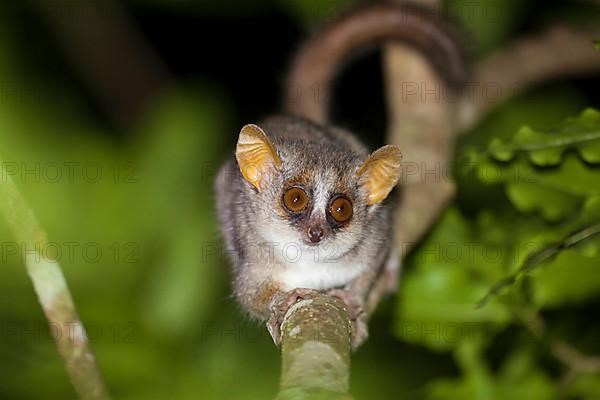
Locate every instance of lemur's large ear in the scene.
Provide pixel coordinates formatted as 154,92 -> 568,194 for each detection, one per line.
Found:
236,124 -> 282,190
357,145 -> 402,205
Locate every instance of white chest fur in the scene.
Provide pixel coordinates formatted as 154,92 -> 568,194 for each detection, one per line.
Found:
275,245 -> 366,291
257,220 -> 367,291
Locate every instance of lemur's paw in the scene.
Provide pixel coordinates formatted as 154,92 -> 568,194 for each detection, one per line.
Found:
326,288 -> 369,349
267,288 -> 320,346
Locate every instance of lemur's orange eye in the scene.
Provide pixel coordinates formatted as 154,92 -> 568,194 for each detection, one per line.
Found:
329,196 -> 353,224
283,187 -> 309,213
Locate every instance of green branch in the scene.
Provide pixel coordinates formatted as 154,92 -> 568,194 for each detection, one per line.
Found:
0,161 -> 111,400
275,293 -> 354,400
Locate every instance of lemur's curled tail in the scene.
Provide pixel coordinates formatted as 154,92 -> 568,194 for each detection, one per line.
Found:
285,2 -> 468,124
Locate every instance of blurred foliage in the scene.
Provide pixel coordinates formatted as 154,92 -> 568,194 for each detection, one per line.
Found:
0,0 -> 599,400
125,0 -> 356,27
396,104 -> 600,398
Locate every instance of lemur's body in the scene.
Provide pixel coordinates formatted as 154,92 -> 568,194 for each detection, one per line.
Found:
215,2 -> 465,348
216,116 -> 396,316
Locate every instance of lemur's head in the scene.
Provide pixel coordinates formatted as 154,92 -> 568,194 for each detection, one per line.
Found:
234,123 -> 402,259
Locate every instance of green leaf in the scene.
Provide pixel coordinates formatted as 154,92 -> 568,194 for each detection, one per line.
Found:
396,209 -> 511,350
494,347 -> 556,399
531,246 -> 600,308
463,109 -> 600,223
446,0 -> 526,55
505,182 -> 580,222
478,197 -> 600,308
487,108 -> 600,166
568,373 -> 600,399
427,345 -> 555,400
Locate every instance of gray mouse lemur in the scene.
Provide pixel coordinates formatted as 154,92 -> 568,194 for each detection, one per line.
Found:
215,2 -> 466,349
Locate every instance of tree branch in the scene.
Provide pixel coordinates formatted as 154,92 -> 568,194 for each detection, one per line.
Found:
275,293 -> 354,400
0,161 -> 111,400
457,26 -> 600,133
377,0 -> 456,257
384,43 -> 457,254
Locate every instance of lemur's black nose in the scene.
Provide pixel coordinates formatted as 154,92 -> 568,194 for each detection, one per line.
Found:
307,226 -> 324,243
